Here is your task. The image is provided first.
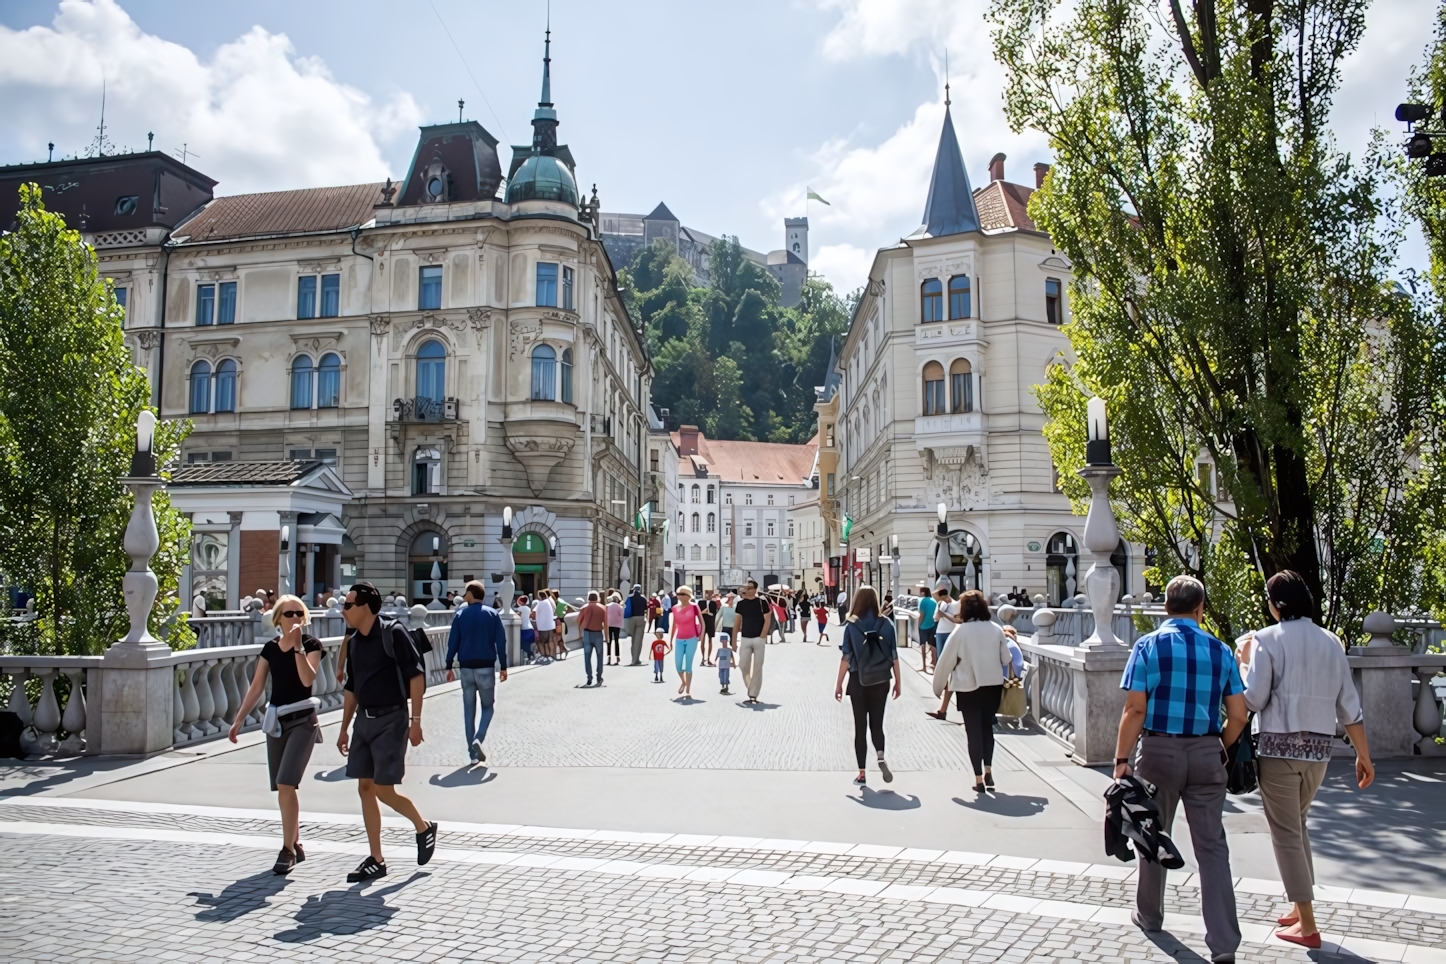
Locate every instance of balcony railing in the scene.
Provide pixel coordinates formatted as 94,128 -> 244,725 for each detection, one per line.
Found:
392,396 -> 457,423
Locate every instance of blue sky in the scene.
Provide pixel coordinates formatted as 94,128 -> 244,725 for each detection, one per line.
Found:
0,0 -> 1432,292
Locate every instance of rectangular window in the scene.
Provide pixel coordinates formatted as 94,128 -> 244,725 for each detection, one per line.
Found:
562,266 -> 574,310
536,262 -> 558,307
827,473 -> 835,496
297,276 -> 317,319
187,452 -> 209,463
289,448 -> 313,459
419,265 -> 442,310
1197,463 -> 1213,497
217,281 -> 236,325
114,286 -> 128,318
924,379 -> 946,415
650,449 -> 659,472
196,284 -> 215,326
745,493 -> 753,505
767,521 -> 776,536
745,522 -> 754,537
210,451 -> 233,462
788,521 -> 795,537
1046,278 -> 1062,325
320,274 -> 340,317
314,448 -> 337,465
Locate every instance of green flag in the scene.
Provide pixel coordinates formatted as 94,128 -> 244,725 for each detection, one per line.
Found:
841,515 -> 853,541
807,187 -> 830,205
634,503 -> 652,531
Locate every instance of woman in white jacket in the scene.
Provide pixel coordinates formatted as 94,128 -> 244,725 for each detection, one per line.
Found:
1238,570 -> 1374,950
932,590 -> 1013,793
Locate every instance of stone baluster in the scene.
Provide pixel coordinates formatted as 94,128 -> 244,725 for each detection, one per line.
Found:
173,668 -> 187,744
4,668 -> 32,728
30,668 -> 62,753
178,664 -> 201,741
205,660 -> 227,733
1414,666 -> 1445,752
192,662 -> 216,735
59,668 -> 86,754
248,657 -> 267,724
220,658 -> 242,724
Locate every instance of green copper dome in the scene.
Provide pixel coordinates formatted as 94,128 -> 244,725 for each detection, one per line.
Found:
506,153 -> 578,205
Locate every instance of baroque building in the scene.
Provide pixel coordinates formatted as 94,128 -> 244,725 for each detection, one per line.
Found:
134,34 -> 648,606
832,101 -> 1141,606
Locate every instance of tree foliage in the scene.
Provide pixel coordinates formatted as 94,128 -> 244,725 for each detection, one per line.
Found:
624,237 -> 851,444
992,0 -> 1446,639
0,185 -> 191,655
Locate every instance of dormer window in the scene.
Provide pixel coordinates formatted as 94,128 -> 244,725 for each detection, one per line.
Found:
418,159 -> 452,204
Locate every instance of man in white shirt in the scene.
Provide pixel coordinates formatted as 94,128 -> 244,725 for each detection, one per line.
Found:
532,595 -> 557,659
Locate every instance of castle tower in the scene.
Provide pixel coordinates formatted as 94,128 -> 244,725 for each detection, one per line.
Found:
785,217 -> 808,264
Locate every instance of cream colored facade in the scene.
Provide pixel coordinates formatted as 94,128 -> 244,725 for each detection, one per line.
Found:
835,112 -> 1142,605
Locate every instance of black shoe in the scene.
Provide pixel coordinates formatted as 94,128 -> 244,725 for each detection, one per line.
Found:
273,847 -> 297,875
597,677 -> 603,686
294,842 -> 306,864
984,772 -> 995,789
347,856 -> 387,882
417,821 -> 437,865
879,759 -> 893,784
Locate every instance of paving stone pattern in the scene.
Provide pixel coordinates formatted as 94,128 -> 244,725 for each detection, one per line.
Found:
0,830 -> 1329,964
2,802 -> 1439,956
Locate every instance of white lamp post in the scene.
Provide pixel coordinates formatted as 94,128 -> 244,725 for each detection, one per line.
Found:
889,533 -> 899,601
498,506 -> 520,664
1079,396 -> 1124,648
933,503 -> 952,593
619,536 -> 632,596
116,411 -> 165,651
548,535 -> 558,591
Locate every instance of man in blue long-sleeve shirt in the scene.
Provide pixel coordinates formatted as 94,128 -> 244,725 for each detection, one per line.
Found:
444,581 -> 508,763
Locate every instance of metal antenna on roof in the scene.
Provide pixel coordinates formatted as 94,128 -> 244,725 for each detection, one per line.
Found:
945,50 -> 951,108
86,77 -> 114,157
173,143 -> 200,166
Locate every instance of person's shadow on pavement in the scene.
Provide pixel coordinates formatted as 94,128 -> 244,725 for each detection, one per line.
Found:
273,871 -> 428,942
849,786 -> 922,810
190,870 -> 291,923
1138,929 -> 1211,963
313,766 -> 350,783
737,701 -> 779,711
952,793 -> 1047,817
429,766 -> 498,788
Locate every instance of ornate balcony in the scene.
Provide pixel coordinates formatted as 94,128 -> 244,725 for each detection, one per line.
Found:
392,396 -> 458,423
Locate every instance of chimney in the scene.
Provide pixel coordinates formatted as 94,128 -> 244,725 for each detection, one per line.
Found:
1034,162 -> 1051,189
988,152 -> 1006,183
678,425 -> 701,457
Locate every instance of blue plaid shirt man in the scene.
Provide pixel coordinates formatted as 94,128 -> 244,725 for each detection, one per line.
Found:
1121,618 -> 1244,736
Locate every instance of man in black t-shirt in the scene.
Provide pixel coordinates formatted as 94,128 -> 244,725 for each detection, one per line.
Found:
337,581 -> 437,883
732,580 -> 772,704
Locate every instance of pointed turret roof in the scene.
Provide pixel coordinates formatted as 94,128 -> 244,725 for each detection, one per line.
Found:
919,106 -> 980,238
645,202 -> 678,222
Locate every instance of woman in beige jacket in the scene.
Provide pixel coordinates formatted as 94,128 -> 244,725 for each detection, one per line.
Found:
932,590 -> 1013,793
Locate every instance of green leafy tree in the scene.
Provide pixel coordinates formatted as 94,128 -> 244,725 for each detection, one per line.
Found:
992,0 -> 1446,639
0,185 -> 192,655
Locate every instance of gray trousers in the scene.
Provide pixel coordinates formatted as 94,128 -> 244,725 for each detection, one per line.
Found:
1257,757 -> 1328,903
1134,734 -> 1240,959
737,636 -> 766,699
625,615 -> 647,664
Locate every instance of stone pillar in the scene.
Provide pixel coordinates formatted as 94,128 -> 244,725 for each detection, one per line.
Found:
330,544 -> 343,595
1350,612 -> 1416,759
1070,646 -> 1132,766
1077,463 -> 1123,649
226,512 -> 242,610
303,543 -> 316,603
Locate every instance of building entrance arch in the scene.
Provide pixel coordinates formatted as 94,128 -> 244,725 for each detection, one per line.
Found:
513,531 -> 550,598
406,529 -> 449,603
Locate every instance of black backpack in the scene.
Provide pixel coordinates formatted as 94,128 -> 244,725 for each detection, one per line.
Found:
853,623 -> 894,687
348,618 -> 427,699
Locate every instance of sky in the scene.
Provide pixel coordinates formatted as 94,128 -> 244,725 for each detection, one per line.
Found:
0,0 -> 1434,294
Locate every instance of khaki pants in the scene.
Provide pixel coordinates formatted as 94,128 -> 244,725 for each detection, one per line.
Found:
737,636 -> 766,699
625,616 -> 647,664
1258,756 -> 1328,903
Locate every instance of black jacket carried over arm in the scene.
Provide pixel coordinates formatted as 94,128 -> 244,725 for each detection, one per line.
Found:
1104,775 -> 1185,868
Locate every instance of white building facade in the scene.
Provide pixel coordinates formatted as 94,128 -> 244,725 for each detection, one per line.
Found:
835,109 -> 1142,605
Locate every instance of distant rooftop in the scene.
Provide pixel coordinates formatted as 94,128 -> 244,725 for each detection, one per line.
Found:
172,182 -> 385,243
169,460 -> 323,486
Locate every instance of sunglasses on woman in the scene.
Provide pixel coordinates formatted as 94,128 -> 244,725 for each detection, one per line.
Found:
280,609 -> 305,618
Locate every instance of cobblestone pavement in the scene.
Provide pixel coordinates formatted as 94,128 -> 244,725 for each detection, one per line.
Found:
2,802 -> 1435,964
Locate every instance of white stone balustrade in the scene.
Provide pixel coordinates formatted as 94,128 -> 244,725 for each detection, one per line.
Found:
0,657 -> 103,754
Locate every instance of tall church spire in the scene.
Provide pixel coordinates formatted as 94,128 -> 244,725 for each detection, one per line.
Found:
530,25 -> 559,153
920,104 -> 980,237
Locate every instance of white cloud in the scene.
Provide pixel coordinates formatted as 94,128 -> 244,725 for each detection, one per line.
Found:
811,243 -> 877,297
0,0 -> 421,194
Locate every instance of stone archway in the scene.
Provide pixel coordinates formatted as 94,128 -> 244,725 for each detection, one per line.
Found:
510,505 -> 560,599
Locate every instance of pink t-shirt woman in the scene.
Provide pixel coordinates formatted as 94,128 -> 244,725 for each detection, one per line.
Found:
672,602 -> 703,640
606,600 -> 624,628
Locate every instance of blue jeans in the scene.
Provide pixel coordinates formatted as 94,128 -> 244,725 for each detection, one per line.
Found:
582,630 -> 605,682
458,666 -> 496,747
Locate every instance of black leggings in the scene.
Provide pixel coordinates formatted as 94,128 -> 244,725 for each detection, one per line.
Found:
849,675 -> 889,769
956,685 -> 1003,777
607,627 -> 621,658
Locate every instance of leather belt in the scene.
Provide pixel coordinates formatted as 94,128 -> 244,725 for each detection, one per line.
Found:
362,704 -> 405,719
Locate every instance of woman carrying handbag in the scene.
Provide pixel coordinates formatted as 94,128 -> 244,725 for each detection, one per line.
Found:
1237,570 -> 1374,950
932,590 -> 1013,793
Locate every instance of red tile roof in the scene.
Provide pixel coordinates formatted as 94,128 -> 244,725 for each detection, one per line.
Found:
973,180 -> 1037,233
173,182 -> 385,242
671,430 -> 816,485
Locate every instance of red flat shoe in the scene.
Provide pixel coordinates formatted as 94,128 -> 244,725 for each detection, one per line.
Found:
1277,915 -> 1299,926
1275,930 -> 1321,949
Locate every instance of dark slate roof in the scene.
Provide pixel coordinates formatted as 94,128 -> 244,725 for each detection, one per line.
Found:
169,460 -> 322,486
920,106 -> 980,238
173,183 -> 384,242
973,179 -> 1037,232
645,202 -> 678,222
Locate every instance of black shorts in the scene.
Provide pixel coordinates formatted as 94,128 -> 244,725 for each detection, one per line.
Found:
347,707 -> 409,785
266,711 -> 319,791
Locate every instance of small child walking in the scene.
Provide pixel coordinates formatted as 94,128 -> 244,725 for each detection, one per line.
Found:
650,631 -> 671,683
813,603 -> 830,646
716,633 -> 734,695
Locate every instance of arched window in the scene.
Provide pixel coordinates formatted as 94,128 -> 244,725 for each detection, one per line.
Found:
677,511 -> 684,530
1045,531 -> 1080,606
316,353 -> 341,408
412,447 -> 442,495
560,348 -> 574,404
707,513 -> 716,533
677,484 -> 684,500
691,512 -> 701,533
706,485 -> 715,504
706,545 -> 717,561
416,340 -> 445,403
922,361 -> 946,415
189,360 -> 212,414
921,278 -> 943,322
944,530 -> 986,591
949,359 -> 973,413
948,275 -> 971,319
214,359 -> 236,413
289,356 -> 312,410
531,344 -> 556,400
691,484 -> 700,503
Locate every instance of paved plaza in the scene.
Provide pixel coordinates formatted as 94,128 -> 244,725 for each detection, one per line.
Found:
3,623 -> 1446,962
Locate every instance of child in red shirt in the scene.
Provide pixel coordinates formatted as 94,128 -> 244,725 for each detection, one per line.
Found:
650,631 -> 671,682
813,604 -> 830,645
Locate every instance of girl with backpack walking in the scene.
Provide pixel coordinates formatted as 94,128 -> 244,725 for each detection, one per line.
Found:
932,590 -> 1013,793
834,585 -> 901,786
